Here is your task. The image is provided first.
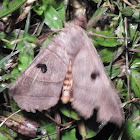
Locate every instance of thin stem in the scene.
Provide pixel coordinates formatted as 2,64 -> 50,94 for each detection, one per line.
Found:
133,116 -> 140,122
124,3 -> 130,101
88,32 -> 128,39
0,109 -> 21,128
45,112 -> 74,127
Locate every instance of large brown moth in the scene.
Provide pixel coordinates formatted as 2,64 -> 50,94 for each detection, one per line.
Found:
9,23 -> 124,126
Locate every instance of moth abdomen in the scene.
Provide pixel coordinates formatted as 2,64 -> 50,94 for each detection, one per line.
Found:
36,63 -> 47,73
61,62 -> 73,104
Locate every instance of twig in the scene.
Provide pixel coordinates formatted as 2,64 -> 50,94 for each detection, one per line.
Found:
122,98 -> 140,107
123,2 -> 131,105
45,112 -> 74,127
133,116 -> 140,122
128,48 -> 140,52
122,0 -> 136,8
0,109 -> 21,128
55,113 -> 61,140
87,7 -> 108,28
88,32 -> 127,39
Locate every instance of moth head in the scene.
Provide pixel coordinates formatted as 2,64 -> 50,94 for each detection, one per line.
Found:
36,63 -> 47,73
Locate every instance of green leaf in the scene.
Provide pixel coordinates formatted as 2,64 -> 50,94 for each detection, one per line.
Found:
18,46 -> 34,72
0,125 -> 17,140
130,69 -> 140,98
11,45 -> 34,80
2,0 -> 10,7
44,6 -> 63,29
62,129 -> 76,140
11,68 -> 20,80
0,33 -> 16,50
79,123 -> 87,139
35,122 -> 57,140
0,84 -> 11,92
125,106 -> 140,140
121,6 -> 134,16
115,18 -> 125,38
0,0 -> 26,18
0,73 -> 19,82
133,10 -> 140,20
57,6 -> 65,21
60,107 -> 80,120
90,7 -> 107,19
33,5 -> 44,15
116,79 -> 124,91
106,65 -> 122,79
78,122 -> 96,139
0,32 -> 6,39
129,23 -> 138,39
0,131 -> 12,140
24,34 -> 36,43
33,1 -> 65,29
131,54 -> 140,69
97,0 -> 102,8
100,49 -> 114,63
92,31 -> 120,47
88,7 -> 107,28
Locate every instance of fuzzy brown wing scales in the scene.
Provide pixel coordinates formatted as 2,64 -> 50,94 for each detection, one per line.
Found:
10,46 -> 68,113
9,23 -> 124,127
71,24 -> 124,126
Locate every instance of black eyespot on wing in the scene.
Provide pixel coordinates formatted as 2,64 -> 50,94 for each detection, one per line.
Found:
91,72 -> 99,80
36,63 -> 47,73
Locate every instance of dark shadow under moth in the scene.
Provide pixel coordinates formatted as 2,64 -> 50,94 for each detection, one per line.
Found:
9,23 -> 124,126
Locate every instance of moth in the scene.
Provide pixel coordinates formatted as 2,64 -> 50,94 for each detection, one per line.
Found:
10,23 -> 124,126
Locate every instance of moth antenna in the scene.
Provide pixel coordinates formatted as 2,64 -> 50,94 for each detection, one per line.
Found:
61,61 -> 73,104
